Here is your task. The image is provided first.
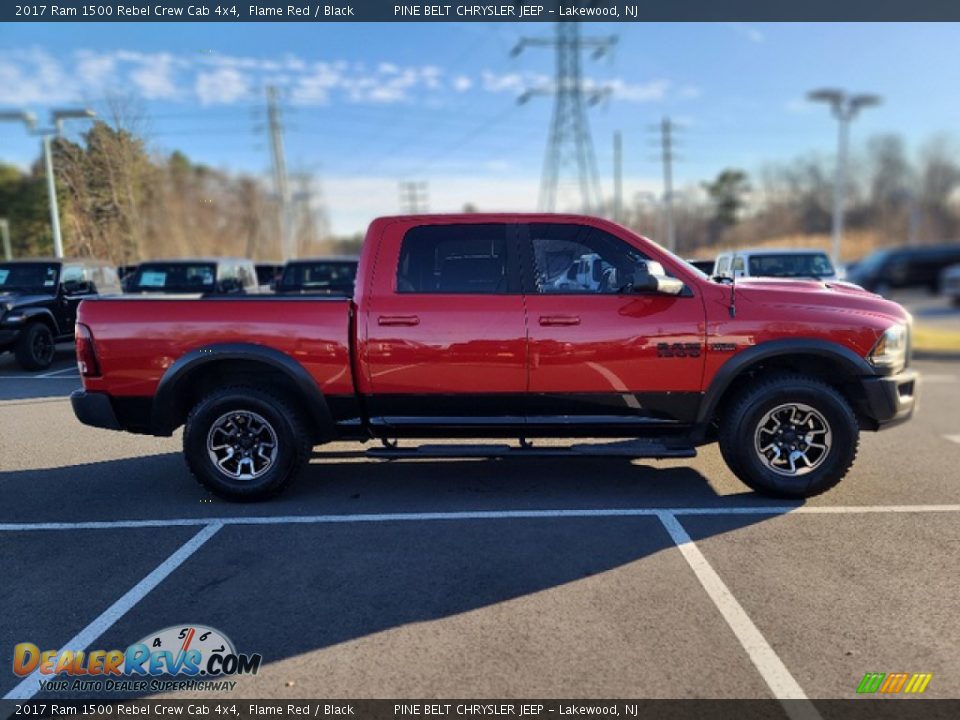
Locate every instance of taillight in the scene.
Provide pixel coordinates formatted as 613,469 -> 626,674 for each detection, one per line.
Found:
75,323 -> 101,377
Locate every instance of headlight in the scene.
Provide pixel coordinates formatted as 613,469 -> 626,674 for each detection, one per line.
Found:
869,323 -> 908,372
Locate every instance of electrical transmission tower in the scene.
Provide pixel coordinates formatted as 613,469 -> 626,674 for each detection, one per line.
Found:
655,116 -> 678,252
513,22 -> 617,214
398,181 -> 429,214
266,86 -> 294,259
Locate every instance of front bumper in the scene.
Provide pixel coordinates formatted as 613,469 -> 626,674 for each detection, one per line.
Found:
70,390 -> 122,431
858,368 -> 918,430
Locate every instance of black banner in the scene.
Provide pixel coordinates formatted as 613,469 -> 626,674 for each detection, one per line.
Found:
5,0 -> 960,22
3,701 -> 960,720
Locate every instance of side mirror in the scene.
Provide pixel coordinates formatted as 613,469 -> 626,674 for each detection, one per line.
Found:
632,261 -> 684,296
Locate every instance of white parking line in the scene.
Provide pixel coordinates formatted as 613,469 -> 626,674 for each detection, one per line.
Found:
0,375 -> 80,380
658,512 -> 819,719
944,434 -> 960,445
0,504 -> 958,532
37,366 -> 80,378
2,522 -> 223,700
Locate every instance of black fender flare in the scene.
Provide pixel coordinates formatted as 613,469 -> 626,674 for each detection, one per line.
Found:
16,307 -> 61,336
151,342 -> 335,439
696,338 -> 875,425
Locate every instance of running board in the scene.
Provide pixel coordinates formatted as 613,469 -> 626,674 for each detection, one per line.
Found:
366,439 -> 697,460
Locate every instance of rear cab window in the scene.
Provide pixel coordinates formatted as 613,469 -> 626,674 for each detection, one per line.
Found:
130,263 -> 217,292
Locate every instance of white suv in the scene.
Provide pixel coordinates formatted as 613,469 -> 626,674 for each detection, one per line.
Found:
713,249 -> 840,281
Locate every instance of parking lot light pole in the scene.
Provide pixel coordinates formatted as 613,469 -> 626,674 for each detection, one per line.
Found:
0,107 -> 95,258
807,89 -> 881,268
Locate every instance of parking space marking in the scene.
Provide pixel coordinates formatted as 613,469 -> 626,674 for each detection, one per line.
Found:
944,434 -> 960,445
657,512 -> 819,718
2,522 -> 223,701
36,367 -> 80,378
1,504 -> 958,532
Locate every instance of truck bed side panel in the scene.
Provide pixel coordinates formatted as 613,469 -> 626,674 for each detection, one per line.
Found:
78,298 -> 353,399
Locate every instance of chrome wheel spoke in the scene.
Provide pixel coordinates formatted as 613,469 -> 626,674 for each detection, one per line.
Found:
206,409 -> 279,482
754,402 -> 832,478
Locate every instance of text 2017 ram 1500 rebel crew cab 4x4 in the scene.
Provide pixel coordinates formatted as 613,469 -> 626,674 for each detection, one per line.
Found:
70,214 -> 918,501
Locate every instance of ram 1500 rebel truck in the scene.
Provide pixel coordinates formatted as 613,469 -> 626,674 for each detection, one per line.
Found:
70,214 -> 917,501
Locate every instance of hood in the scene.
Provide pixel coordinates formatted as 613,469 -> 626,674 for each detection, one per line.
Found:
0,292 -> 55,312
733,277 -> 910,324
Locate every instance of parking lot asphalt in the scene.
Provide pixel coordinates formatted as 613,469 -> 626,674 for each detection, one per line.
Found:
1,349 -> 959,702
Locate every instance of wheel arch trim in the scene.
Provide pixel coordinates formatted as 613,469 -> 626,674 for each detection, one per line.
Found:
697,338 -> 874,425
152,342 -> 335,439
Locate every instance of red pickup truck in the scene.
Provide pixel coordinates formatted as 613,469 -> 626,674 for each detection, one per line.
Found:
71,214 -> 917,501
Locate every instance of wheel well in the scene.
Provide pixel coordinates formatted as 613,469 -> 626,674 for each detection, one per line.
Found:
24,315 -> 57,336
706,353 -> 868,439
168,359 -> 322,439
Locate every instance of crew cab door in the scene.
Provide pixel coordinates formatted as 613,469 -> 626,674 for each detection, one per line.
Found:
361,221 -> 527,429
520,222 -> 705,428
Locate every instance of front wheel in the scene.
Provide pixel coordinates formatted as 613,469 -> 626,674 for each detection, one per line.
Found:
15,322 -> 56,371
183,386 -> 311,501
718,375 -> 859,498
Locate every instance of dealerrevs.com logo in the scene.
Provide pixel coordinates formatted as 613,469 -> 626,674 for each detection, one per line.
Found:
12,625 -> 262,693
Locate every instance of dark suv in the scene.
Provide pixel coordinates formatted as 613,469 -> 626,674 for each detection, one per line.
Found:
848,243 -> 960,294
0,258 -> 122,370
275,256 -> 359,296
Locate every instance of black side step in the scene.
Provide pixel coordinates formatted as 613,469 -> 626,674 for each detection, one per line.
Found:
366,439 -> 696,460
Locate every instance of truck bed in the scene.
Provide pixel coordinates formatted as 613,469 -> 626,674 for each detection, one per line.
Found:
78,296 -> 354,399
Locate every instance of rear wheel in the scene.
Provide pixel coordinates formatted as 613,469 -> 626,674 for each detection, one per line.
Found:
183,386 -> 311,501
15,322 -> 55,371
718,374 -> 859,498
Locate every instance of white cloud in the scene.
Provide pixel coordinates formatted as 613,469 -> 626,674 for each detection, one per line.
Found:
0,48 -> 69,104
607,78 -> 670,103
127,53 -> 179,100
679,85 -> 703,100
453,75 -> 472,92
727,22 -> 765,44
195,67 -> 249,105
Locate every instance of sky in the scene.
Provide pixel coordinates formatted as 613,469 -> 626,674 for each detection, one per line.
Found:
2,21 -> 960,235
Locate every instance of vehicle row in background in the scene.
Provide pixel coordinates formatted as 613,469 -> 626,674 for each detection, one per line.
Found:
712,248 -> 839,281
0,258 -> 121,370
846,244 -> 960,294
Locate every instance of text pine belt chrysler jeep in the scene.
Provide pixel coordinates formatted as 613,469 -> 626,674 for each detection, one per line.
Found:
70,215 -> 917,501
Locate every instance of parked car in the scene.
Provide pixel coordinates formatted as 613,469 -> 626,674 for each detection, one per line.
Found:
125,258 -> 259,295
275,256 -> 359,296
255,262 -> 284,292
685,258 -> 716,275
941,263 -> 960,307
847,244 -> 960,295
714,249 -> 839,281
71,214 -> 916,502
0,258 -> 121,370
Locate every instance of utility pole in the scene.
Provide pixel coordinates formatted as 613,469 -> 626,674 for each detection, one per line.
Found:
398,181 -> 429,214
808,88 -> 881,266
1,108 -> 95,258
266,86 -> 294,259
657,117 -> 677,252
612,130 -> 623,223
513,22 -> 617,214
0,219 -> 10,260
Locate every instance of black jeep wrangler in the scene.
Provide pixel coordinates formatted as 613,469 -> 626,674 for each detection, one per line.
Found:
0,258 -> 122,371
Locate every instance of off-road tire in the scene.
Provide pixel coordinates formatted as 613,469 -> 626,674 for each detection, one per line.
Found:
718,374 -> 859,498
183,385 -> 311,501
15,322 -> 55,371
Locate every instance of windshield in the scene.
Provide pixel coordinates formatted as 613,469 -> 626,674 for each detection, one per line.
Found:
129,263 -> 216,293
747,253 -> 835,278
279,261 -> 358,294
0,263 -> 59,294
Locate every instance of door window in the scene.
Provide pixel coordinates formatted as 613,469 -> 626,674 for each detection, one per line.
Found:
396,224 -> 511,294
527,224 -> 651,294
